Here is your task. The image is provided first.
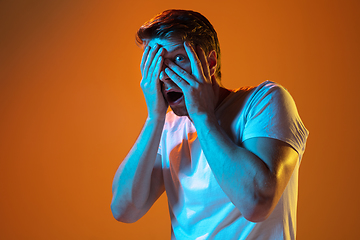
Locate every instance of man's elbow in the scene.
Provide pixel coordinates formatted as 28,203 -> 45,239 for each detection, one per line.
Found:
241,192 -> 278,222
110,201 -> 141,223
242,207 -> 272,223
243,176 -> 284,222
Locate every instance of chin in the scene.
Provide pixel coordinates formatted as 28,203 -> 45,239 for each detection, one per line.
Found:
170,106 -> 189,117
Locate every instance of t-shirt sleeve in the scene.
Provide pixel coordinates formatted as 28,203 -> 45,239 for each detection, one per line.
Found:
242,82 -> 309,157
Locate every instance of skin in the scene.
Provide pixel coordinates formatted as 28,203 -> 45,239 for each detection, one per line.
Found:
111,37 -> 299,223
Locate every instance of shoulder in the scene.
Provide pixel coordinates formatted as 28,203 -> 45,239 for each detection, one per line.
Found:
223,81 -> 290,108
242,81 -> 309,155
251,81 -> 289,98
245,81 -> 295,110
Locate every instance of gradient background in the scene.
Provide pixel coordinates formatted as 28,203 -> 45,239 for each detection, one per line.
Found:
1,0 -> 359,239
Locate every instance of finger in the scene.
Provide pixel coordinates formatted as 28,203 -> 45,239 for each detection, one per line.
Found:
164,67 -> 189,90
151,54 -> 164,84
140,46 -> 150,75
149,47 -> 164,78
159,70 -> 165,81
164,59 -> 193,85
143,44 -> 160,77
184,42 -> 205,82
196,45 -> 211,82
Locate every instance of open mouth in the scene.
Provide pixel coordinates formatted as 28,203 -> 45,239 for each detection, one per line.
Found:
166,91 -> 184,104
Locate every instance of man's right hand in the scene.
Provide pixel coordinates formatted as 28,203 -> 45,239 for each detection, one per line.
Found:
140,44 -> 168,119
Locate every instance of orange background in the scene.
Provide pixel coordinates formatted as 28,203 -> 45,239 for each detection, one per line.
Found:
1,1 -> 359,239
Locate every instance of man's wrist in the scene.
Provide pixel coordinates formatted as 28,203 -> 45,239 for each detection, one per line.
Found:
146,113 -> 166,124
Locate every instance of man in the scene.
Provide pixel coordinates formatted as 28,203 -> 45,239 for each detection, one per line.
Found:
111,9 -> 308,240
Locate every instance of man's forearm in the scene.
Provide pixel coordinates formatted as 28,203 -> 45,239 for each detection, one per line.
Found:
192,114 -> 278,222
111,116 -> 165,222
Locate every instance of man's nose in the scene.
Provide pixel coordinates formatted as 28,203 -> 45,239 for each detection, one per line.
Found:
159,69 -> 170,82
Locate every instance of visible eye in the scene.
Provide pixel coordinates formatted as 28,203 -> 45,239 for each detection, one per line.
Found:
175,55 -> 186,62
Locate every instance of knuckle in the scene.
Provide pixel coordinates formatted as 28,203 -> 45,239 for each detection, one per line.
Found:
179,69 -> 186,76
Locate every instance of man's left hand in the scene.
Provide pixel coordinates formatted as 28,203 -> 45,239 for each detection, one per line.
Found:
164,42 -> 219,121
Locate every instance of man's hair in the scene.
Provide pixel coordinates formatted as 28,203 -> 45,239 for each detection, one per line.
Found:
136,9 -> 222,80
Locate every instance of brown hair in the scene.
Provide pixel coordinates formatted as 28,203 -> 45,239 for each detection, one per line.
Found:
136,9 -> 222,80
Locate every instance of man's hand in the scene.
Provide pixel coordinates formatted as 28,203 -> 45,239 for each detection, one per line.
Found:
164,42 -> 219,122
140,44 -> 168,119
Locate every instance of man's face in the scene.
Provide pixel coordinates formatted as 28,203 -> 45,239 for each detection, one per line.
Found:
146,38 -> 192,117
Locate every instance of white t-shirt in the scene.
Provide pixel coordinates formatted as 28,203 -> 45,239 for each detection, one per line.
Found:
158,81 -> 309,240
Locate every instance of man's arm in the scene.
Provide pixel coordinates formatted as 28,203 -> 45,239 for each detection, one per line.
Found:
111,117 -> 165,223
111,44 -> 167,223
193,115 -> 298,222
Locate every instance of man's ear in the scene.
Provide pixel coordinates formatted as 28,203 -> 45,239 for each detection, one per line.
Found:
207,50 -> 217,77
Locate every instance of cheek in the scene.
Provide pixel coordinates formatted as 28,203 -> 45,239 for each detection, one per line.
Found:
178,62 -> 192,74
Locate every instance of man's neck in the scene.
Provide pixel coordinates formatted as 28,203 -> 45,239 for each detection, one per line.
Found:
216,87 -> 232,108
